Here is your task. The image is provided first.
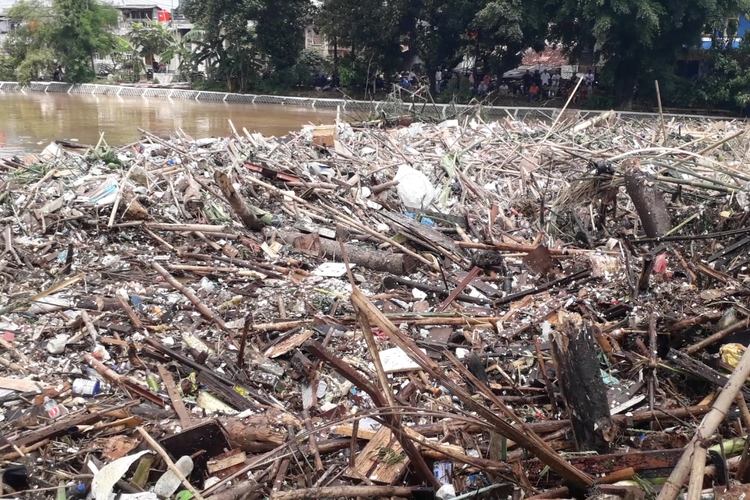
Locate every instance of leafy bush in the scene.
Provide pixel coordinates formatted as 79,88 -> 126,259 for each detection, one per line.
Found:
0,55 -> 15,80
338,55 -> 369,89
16,49 -> 53,85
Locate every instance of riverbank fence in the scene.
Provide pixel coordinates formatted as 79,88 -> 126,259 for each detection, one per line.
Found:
0,81 -> 740,122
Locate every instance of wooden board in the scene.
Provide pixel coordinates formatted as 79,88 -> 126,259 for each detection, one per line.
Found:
344,427 -> 409,484
0,377 -> 47,392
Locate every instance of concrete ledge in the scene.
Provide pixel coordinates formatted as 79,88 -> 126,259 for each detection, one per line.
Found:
0,81 -> 737,120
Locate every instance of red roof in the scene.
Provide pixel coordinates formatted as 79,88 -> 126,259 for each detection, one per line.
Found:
521,46 -> 570,68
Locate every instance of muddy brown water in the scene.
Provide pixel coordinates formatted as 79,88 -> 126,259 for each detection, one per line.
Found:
0,91 -> 339,158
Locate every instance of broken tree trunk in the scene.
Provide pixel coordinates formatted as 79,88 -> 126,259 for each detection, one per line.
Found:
551,310 -> 615,453
278,230 -> 417,275
214,170 -> 264,231
624,159 -> 672,238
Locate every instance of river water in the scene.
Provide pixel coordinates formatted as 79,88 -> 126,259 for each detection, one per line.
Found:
0,91 -> 338,158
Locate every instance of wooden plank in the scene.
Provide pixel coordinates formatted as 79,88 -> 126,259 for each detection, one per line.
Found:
157,364 -> 192,429
331,424 -> 378,440
344,427 -> 409,484
207,449 -> 246,474
526,448 -> 684,481
264,330 -> 314,358
0,377 -> 47,392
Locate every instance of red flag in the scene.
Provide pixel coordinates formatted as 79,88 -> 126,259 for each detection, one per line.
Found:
158,10 -> 171,22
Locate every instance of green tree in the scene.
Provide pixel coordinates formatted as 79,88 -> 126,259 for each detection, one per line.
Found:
415,0 -> 480,91
127,21 -> 176,74
255,0 -> 311,71
182,0 -> 309,91
546,0 -> 750,108
4,0 -> 118,84
474,0 -> 547,80
317,0 -> 416,89
50,0 -> 119,82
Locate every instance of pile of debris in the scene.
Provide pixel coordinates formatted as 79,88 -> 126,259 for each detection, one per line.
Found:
0,110 -> 749,500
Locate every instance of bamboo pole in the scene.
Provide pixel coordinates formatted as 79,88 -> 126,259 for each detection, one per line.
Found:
657,346 -> 750,500
151,262 -> 231,334
686,443 -> 707,500
137,427 -> 205,500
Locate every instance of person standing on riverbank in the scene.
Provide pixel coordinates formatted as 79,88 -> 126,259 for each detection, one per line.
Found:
53,64 -> 63,82
435,69 -> 442,94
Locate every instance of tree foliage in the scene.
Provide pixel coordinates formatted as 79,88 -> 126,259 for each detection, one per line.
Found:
4,0 -> 118,84
545,0 -> 750,108
127,21 -> 176,66
3,0 -> 749,110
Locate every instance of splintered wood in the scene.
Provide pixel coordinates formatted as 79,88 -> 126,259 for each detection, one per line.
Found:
344,427 -> 409,484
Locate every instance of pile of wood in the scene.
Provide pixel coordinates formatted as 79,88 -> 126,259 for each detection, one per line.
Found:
0,112 -> 749,500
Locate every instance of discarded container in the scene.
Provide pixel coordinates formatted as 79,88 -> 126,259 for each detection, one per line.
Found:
153,456 -> 194,498
311,125 -> 338,148
72,379 -> 101,396
43,397 -> 60,419
433,461 -> 453,485
67,482 -> 87,500
46,335 -> 68,355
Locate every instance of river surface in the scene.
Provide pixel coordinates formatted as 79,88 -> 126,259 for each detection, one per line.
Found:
0,92 -> 338,158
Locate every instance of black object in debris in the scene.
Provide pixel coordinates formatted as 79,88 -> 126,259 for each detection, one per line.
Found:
411,486 -> 435,500
709,449 -> 728,486
593,160 -> 615,175
467,352 -> 489,387
3,465 -> 29,491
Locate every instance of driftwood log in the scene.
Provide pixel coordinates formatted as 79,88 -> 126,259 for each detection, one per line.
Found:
551,310 -> 615,453
624,159 -> 672,238
214,170 -> 264,231
277,230 -> 417,275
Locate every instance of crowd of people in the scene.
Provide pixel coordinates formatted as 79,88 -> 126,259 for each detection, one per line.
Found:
312,64 -> 598,103
391,66 -> 597,102
520,67 -> 596,101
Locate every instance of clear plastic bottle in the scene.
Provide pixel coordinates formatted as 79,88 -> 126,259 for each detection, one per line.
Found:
153,456 -> 194,498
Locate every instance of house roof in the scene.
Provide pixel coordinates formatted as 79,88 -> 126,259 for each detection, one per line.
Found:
521,46 -> 570,68
0,0 -> 174,15
105,0 -> 174,11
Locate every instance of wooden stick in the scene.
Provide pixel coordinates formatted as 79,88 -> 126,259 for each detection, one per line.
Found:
156,364 -> 192,429
137,427 -> 205,500
151,262 -> 231,334
685,317 -> 750,354
79,310 -> 100,343
214,170 -> 264,231
115,293 -> 144,330
108,162 -> 139,228
271,485 -> 413,500
350,289 -> 594,488
686,443 -> 707,500
145,223 -> 229,233
737,394 -> 750,431
84,353 -> 122,383
0,337 -> 30,366
657,346 -> 750,500
301,409 -> 323,471
655,80 -> 667,146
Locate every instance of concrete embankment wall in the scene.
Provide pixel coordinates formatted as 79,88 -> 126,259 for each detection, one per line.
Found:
0,81 -> 738,121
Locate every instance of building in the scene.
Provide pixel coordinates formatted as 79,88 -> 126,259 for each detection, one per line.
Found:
0,0 -> 17,50
0,0 -> 194,78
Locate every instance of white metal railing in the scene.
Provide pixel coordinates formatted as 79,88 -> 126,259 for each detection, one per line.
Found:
0,81 -> 741,121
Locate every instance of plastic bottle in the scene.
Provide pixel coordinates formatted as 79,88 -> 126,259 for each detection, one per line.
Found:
72,379 -> 101,396
66,482 -> 87,500
153,456 -> 193,498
